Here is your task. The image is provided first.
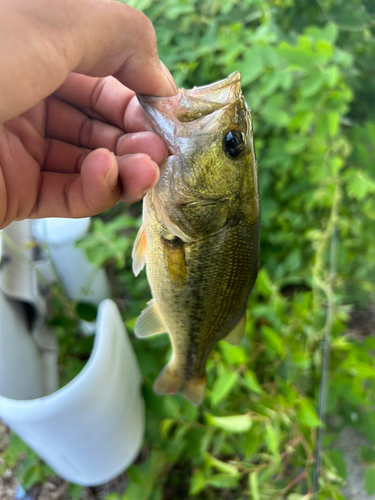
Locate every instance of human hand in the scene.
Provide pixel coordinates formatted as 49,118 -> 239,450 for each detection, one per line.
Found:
0,0 -> 176,229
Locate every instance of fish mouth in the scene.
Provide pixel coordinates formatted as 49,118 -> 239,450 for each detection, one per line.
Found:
136,72 -> 243,144
137,71 -> 242,119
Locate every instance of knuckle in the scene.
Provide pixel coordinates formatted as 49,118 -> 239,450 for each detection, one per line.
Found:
120,5 -> 156,52
90,77 -> 107,114
79,117 -> 94,149
140,15 -> 157,51
63,177 -> 75,217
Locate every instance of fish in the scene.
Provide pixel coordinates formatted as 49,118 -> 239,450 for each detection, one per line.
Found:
132,71 -> 260,405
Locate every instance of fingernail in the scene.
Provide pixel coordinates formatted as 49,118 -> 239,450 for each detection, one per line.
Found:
121,193 -> 145,204
160,61 -> 178,96
106,152 -> 118,189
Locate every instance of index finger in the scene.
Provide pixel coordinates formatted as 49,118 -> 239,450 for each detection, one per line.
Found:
54,73 -> 135,130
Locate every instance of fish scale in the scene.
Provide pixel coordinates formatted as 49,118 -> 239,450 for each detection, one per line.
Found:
132,72 -> 260,405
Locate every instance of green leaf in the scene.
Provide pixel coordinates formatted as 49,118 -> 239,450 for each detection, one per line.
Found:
326,1 -> 372,28
160,418 -> 176,440
205,453 -> 239,476
165,4 -> 195,20
149,488 -> 162,500
210,370 -> 238,406
189,470 -> 207,495
359,446 -> 375,464
261,326 -> 286,357
165,439 -> 186,464
259,71 -> 283,97
22,464 -> 42,490
76,302 -> 97,322
249,472 -> 260,500
324,66 -> 340,87
344,169 -> 375,200
49,316 -> 76,329
6,433 -> 29,467
16,451 -> 40,485
327,112 -> 340,137
255,269 -> 275,297
262,94 -> 290,127
219,343 -> 247,365
297,398 -> 322,427
304,23 -> 338,43
127,465 -> 146,484
300,71 -> 325,97
315,40 -> 334,64
285,136 -> 308,155
69,484 -> 84,500
265,423 -> 279,457
207,474 -> 239,489
122,481 -> 153,500
233,47 -> 265,85
105,494 -> 120,500
206,413 -> 252,433
278,37 -> 316,68
365,466 -> 375,495
323,23 -> 339,43
243,371 -> 263,395
327,449 -> 347,480
359,412 -> 375,445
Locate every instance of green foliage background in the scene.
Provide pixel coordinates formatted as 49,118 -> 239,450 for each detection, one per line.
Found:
111,0 -> 375,496
2,0 -> 375,498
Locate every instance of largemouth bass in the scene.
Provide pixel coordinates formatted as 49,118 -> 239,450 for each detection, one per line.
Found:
132,72 -> 259,405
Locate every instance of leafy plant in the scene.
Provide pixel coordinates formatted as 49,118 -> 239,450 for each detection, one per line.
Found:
0,432 -> 55,490
109,0 -> 375,497
3,0 -> 375,498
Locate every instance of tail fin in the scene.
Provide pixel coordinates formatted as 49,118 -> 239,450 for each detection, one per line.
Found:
153,364 -> 207,406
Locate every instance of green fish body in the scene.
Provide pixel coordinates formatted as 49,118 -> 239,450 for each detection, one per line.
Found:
132,72 -> 259,405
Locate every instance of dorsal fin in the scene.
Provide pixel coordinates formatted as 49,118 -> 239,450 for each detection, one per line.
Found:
132,225 -> 146,276
224,313 -> 246,345
134,299 -> 168,338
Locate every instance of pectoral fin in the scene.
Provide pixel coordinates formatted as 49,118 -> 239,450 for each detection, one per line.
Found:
134,299 -> 167,338
224,313 -> 246,345
132,225 -> 146,277
153,364 -> 206,406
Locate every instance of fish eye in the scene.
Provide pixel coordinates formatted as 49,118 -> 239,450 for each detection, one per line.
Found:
223,130 -> 245,158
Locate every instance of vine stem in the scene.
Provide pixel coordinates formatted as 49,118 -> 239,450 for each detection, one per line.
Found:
312,182 -> 341,493
282,471 -> 309,496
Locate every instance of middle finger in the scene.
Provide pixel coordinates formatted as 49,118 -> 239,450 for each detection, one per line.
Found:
46,95 -> 124,151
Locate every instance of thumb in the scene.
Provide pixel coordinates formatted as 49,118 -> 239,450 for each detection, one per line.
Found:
69,1 -> 177,97
0,0 -> 176,123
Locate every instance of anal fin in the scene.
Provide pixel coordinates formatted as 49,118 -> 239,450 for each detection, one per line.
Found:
132,224 -> 146,277
134,299 -> 167,338
224,313 -> 246,345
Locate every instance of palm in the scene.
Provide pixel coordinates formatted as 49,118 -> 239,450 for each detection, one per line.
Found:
0,102 -> 48,224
